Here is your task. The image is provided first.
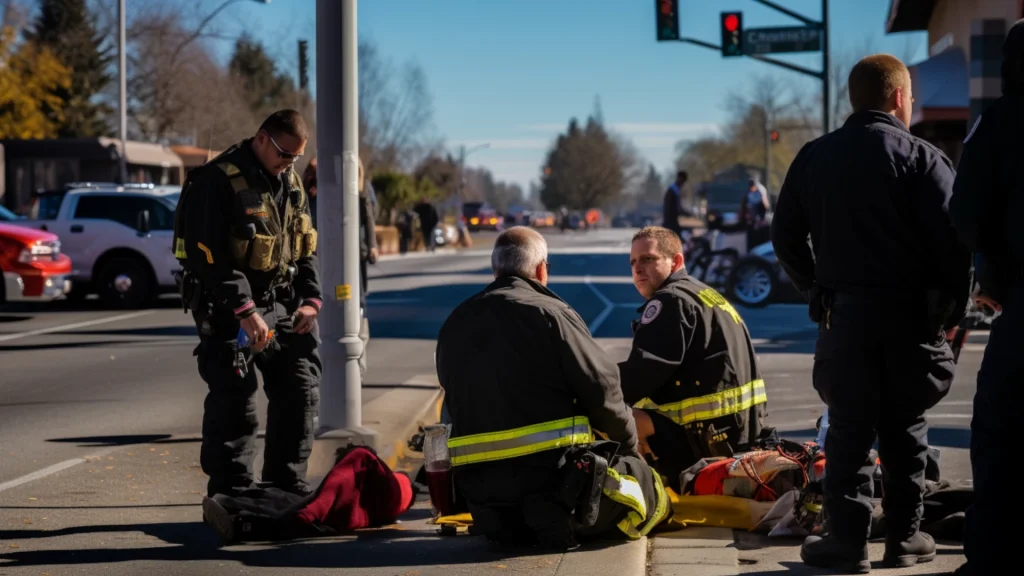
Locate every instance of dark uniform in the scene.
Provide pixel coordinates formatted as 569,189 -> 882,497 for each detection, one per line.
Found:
436,275 -> 671,548
618,269 -> 767,491
173,138 -> 323,498
948,20 -> 1024,576
772,110 -> 971,566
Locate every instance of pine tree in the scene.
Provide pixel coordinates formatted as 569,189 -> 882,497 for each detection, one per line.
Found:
25,0 -> 114,138
229,35 -> 297,118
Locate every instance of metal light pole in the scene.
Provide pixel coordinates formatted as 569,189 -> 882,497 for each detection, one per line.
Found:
315,0 -> 366,435
822,0 -> 831,133
456,143 -> 490,208
118,0 -> 127,184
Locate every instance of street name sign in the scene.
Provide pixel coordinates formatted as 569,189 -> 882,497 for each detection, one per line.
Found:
743,26 -> 821,55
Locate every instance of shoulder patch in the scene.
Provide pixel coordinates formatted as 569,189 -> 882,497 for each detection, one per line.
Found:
217,162 -> 241,177
965,114 -> 982,143
640,299 -> 663,325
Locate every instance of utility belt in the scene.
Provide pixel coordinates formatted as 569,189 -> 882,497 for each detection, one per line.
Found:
176,265 -> 298,316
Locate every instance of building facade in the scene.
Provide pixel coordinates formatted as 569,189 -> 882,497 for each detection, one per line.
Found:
887,0 -> 1023,163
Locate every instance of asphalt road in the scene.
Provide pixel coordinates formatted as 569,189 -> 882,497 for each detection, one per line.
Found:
0,226 -> 977,574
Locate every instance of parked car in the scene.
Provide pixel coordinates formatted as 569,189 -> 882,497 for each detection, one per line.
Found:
0,223 -> 72,305
13,182 -> 181,308
725,241 -> 801,307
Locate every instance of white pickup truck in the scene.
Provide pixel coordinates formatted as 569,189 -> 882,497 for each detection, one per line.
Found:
15,183 -> 182,308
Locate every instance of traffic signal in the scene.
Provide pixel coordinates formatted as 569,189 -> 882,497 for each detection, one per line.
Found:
770,130 -> 780,143
656,0 -> 679,42
298,40 -> 309,92
721,11 -> 743,57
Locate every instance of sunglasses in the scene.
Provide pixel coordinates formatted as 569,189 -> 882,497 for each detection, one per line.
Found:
266,133 -> 302,162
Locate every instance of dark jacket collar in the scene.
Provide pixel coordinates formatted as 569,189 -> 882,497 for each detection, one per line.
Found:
487,274 -> 566,302
636,269 -> 688,313
843,110 -> 909,133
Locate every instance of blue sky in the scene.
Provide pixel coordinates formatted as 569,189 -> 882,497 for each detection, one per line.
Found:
212,0 -> 928,190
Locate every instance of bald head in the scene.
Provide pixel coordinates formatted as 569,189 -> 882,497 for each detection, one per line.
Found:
492,226 -> 549,282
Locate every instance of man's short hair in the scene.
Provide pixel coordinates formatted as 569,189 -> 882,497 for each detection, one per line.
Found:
848,54 -> 910,112
259,109 -> 309,141
492,226 -> 548,279
677,170 -> 688,182
632,226 -> 683,260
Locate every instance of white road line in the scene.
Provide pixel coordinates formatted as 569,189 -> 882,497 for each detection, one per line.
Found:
0,446 -> 119,494
0,310 -> 156,343
584,275 -> 615,335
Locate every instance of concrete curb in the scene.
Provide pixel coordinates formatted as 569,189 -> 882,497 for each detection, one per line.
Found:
648,527 -> 738,576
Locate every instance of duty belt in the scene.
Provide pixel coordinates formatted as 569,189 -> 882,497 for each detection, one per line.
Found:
447,416 -> 593,467
642,379 -> 767,426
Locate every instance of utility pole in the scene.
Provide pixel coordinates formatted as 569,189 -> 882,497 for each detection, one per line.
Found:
763,112 -> 771,188
314,0 -> 374,449
822,0 -> 830,133
118,0 -> 127,184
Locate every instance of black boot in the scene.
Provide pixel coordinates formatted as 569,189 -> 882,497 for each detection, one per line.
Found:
883,531 -> 935,568
202,497 -> 236,544
801,534 -> 871,573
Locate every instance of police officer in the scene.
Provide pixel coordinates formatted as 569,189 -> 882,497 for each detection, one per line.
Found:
173,109 -> 323,499
771,55 -> 971,572
948,20 -> 1024,576
619,226 -> 767,492
436,226 -> 670,549
662,171 -> 692,236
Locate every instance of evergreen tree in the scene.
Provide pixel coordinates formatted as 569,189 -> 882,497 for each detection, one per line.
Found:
229,35 -> 297,118
25,0 -> 114,138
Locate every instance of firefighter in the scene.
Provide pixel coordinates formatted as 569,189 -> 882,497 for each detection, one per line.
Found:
436,226 -> 671,549
619,226 -> 768,492
772,55 -> 971,572
173,109 -> 323,499
948,19 -> 1024,576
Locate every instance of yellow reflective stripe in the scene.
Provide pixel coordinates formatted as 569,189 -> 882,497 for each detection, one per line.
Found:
603,468 -> 647,520
654,379 -> 767,425
639,471 -> 670,537
448,416 -> 592,467
174,237 -> 187,259
616,510 -> 643,540
196,242 -> 214,264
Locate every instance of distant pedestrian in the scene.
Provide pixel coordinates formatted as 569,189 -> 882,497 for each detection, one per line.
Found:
772,54 -> 971,572
303,158 -> 318,225
413,197 -> 439,252
662,170 -> 693,236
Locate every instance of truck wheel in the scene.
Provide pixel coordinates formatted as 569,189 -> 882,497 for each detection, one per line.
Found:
96,257 -> 152,309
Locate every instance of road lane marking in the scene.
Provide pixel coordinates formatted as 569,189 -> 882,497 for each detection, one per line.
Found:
584,275 -> 615,335
0,446 -> 119,494
0,311 -> 156,343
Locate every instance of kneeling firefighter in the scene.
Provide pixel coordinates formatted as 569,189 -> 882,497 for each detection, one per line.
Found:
173,109 -> 324,499
435,226 -> 672,549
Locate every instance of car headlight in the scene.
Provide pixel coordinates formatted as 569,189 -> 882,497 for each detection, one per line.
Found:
18,240 -> 60,263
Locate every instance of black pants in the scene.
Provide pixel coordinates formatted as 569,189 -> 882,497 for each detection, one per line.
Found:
193,298 -> 322,497
643,410 -> 699,493
813,293 -> 954,541
964,285 -> 1023,573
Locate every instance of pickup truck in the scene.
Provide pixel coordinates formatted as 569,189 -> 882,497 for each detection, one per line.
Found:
0,223 -> 72,305
14,183 -> 181,308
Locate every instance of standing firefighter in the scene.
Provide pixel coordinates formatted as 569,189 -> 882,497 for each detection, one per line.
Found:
173,110 -> 323,499
771,55 -> 971,572
948,20 -> 1024,576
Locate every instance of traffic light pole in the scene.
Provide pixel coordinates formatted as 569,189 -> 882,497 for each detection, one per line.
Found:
677,0 -> 831,134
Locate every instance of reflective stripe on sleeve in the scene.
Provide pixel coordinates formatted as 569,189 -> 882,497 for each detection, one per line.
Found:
447,416 -> 592,467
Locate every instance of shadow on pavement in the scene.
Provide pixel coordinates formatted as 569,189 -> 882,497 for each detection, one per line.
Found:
46,434 -> 203,447
55,326 -> 198,338
1,504 -> 198,511
372,253 -> 632,281
0,338 -> 182,352
0,520 -> 635,569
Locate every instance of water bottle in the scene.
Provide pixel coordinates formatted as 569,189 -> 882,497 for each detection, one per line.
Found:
422,424 -> 456,516
816,407 -> 830,449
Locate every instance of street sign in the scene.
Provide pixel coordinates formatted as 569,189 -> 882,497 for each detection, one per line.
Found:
743,26 -> 821,55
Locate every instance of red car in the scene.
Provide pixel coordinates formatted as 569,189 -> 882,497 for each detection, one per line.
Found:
0,223 -> 72,304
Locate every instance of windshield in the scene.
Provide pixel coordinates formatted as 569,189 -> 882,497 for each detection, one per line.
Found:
162,193 -> 180,208
0,204 -> 18,221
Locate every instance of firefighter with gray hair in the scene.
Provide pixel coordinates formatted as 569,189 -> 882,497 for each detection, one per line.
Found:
435,226 -> 671,549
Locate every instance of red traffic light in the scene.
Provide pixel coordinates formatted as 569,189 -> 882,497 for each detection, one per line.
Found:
724,14 -> 739,32
770,130 -> 780,141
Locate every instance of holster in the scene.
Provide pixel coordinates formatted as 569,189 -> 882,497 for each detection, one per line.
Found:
558,441 -> 615,529
177,269 -> 206,315
807,285 -> 831,324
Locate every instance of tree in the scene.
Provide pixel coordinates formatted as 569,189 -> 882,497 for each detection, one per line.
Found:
413,153 -> 460,198
359,38 -> 438,171
24,0 -> 113,137
0,21 -> 71,139
371,170 -> 440,221
229,34 -> 297,118
539,116 -> 634,210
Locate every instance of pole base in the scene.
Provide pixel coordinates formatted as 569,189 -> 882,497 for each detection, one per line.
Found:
306,425 -> 380,483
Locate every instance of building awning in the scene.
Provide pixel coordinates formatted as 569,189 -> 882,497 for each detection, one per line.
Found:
886,0 -> 937,33
909,46 -> 969,126
99,137 -> 183,168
